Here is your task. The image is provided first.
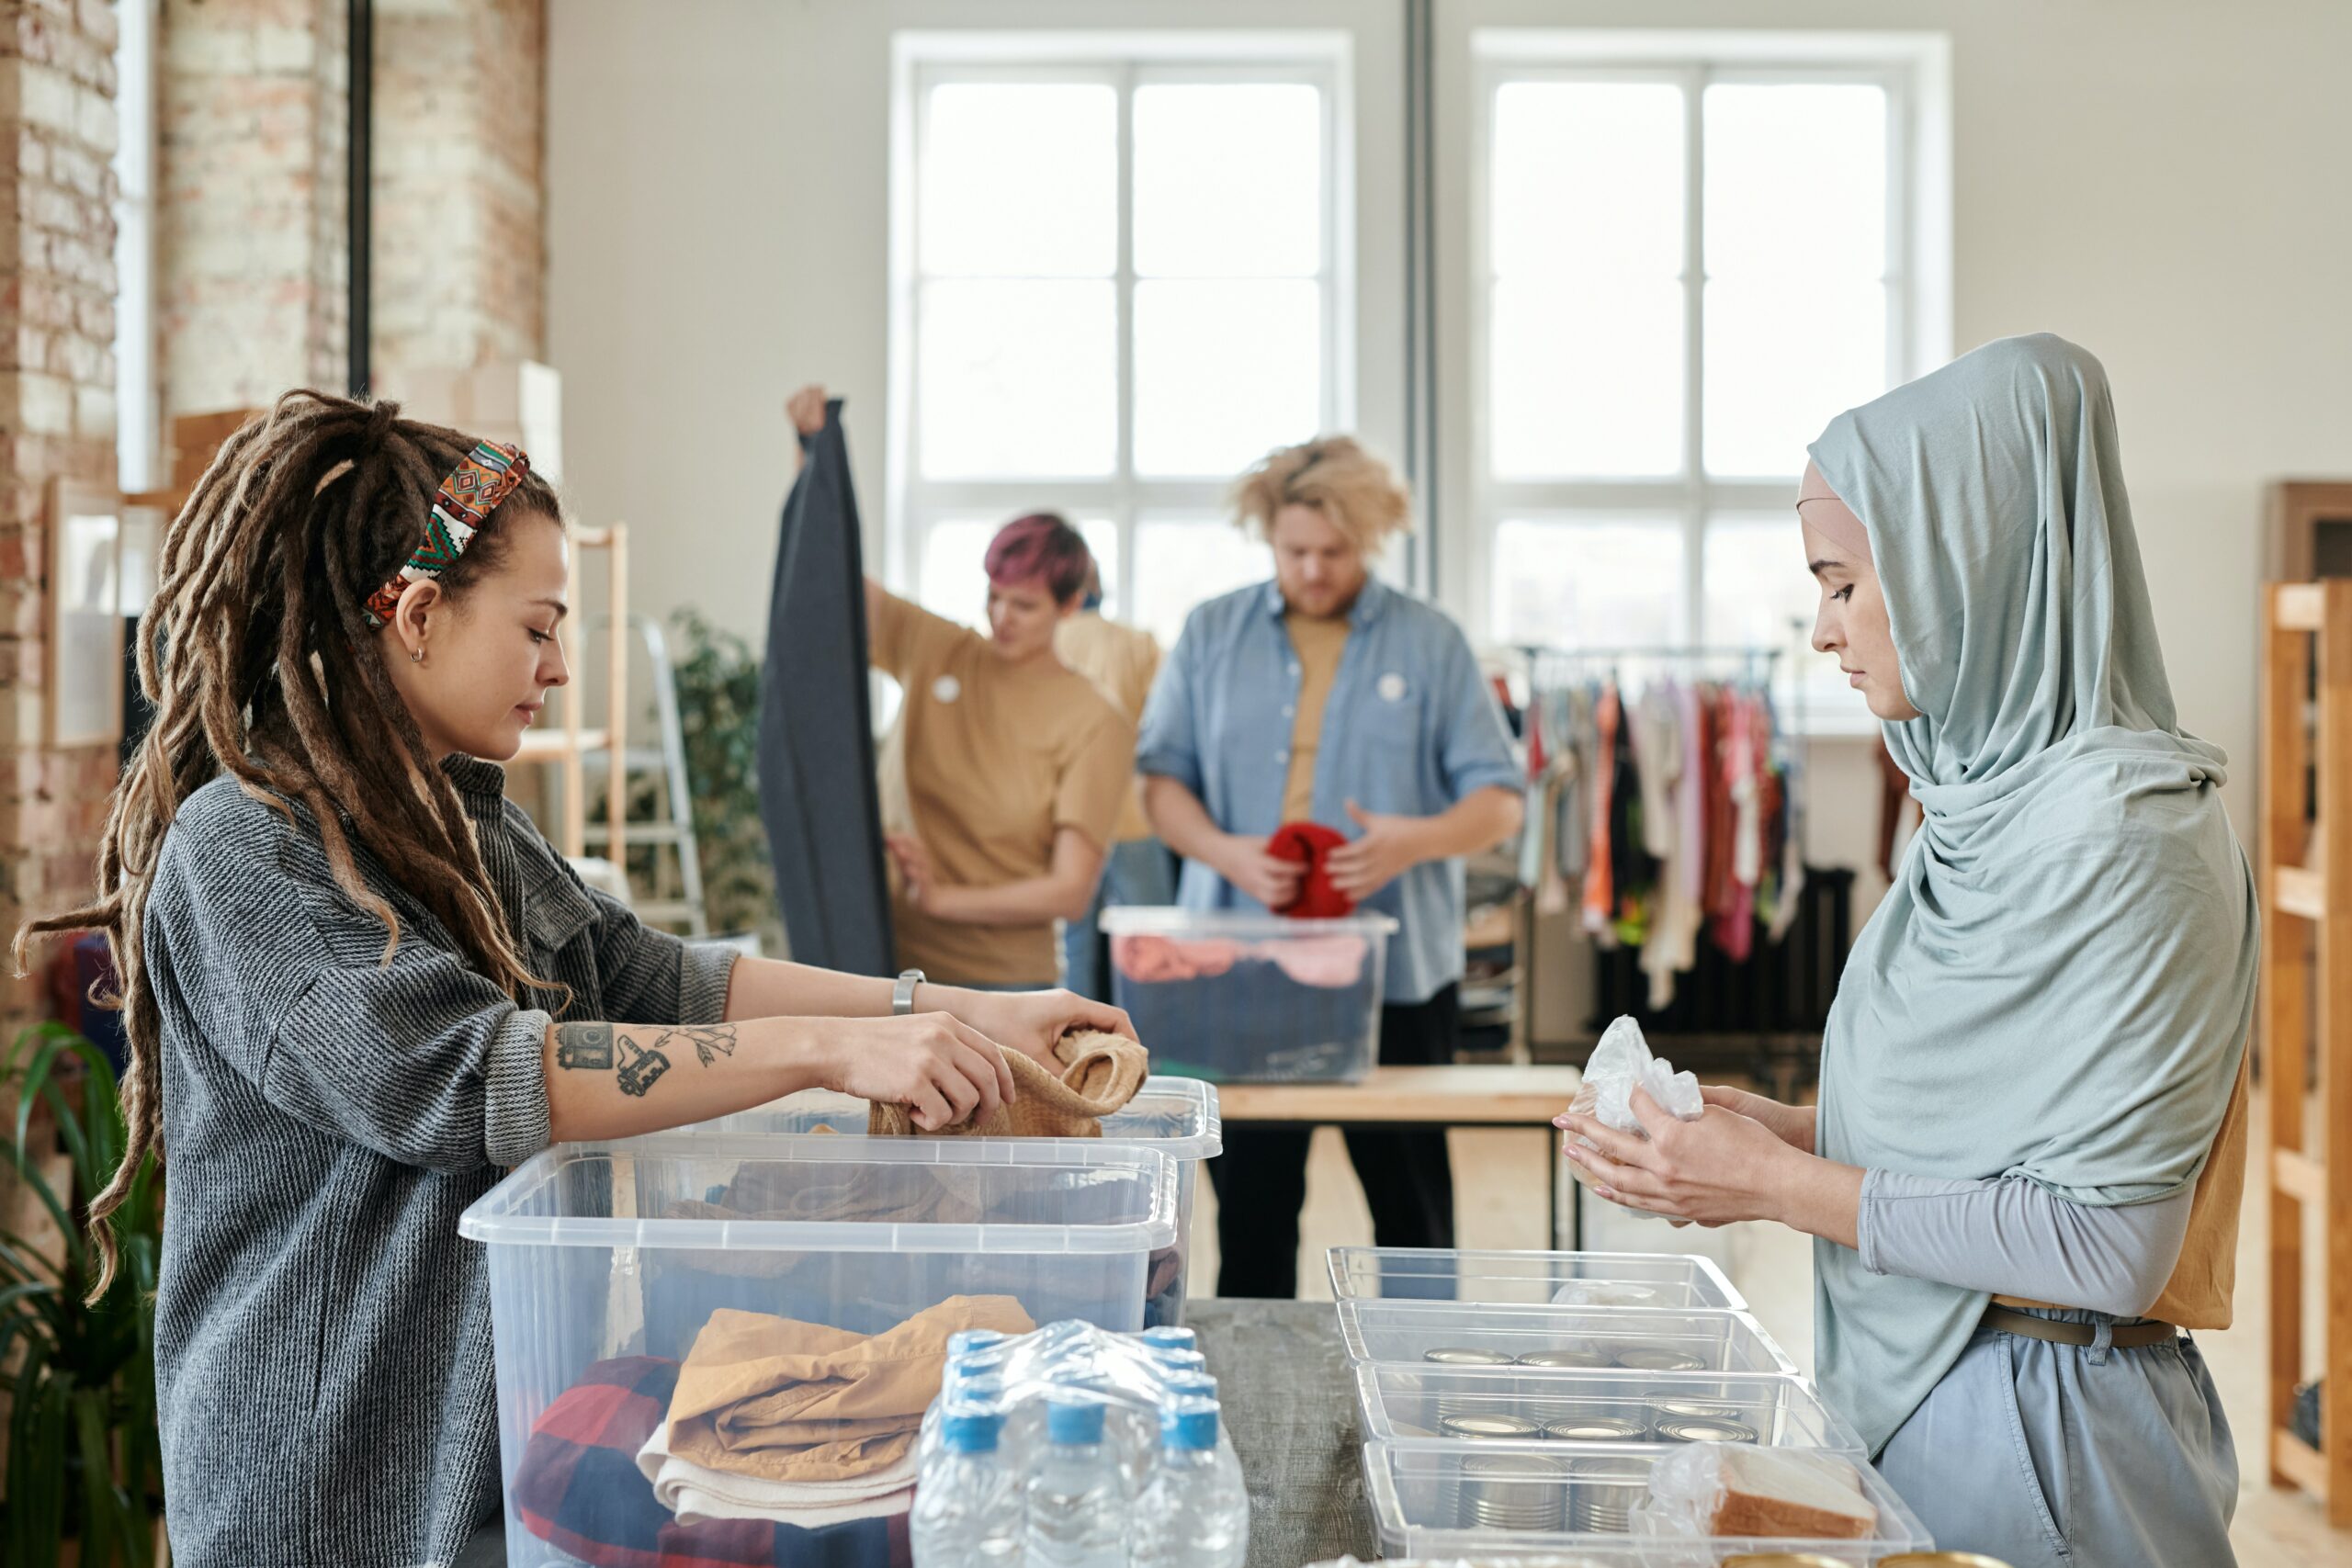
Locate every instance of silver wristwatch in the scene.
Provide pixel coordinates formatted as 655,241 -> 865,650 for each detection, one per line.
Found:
893,968 -> 926,1017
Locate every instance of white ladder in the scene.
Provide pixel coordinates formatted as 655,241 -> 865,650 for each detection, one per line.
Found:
579,613 -> 710,936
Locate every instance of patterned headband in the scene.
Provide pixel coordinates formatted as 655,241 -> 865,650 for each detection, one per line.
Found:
362,440 -> 532,628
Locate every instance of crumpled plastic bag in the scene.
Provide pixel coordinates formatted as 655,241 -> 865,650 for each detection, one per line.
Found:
1628,1444 -> 1877,1544
1563,1015 -> 1703,1218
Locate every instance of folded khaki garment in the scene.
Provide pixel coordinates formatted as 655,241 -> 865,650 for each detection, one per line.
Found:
867,1028 -> 1148,1138
666,1295 -> 1035,1483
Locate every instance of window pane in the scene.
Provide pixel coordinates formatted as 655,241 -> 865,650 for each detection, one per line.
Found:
1704,277 -> 1885,478
1134,517 -> 1267,650
921,83 -> 1116,277
917,519 -> 994,630
1135,278 -> 1322,478
1703,84 -> 1886,280
1135,83 -> 1322,278
1702,514 -> 1869,724
1490,277 -> 1682,479
1491,518 -> 1685,649
919,280 -> 1116,478
1491,82 -> 1683,279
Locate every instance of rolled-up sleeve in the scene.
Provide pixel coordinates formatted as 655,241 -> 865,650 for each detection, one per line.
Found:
1136,611 -> 1204,793
584,886 -> 739,1026
1435,628 -> 1521,801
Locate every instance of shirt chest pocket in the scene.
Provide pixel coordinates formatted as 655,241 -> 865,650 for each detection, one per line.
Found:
517,869 -> 601,999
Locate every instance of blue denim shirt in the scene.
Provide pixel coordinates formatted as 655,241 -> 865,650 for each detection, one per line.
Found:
1136,577 -> 1520,1005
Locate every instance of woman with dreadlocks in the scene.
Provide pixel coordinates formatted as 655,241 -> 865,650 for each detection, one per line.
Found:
21,390 -> 1134,1568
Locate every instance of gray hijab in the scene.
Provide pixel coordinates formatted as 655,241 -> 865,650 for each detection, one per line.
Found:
1805,333 -> 2257,1453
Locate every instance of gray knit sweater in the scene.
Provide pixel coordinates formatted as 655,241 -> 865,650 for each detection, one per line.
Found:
144,758 -> 737,1567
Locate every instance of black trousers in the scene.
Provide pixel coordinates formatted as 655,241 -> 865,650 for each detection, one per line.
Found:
1206,983 -> 1459,1298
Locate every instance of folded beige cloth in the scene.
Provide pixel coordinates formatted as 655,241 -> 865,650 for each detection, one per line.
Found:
867,1028 -> 1149,1138
666,1295 -> 1035,1483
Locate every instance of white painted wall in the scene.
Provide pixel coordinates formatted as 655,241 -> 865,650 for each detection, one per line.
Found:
548,0 -> 2352,868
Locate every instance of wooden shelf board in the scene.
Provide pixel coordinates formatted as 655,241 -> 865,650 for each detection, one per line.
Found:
2274,1428 -> 2329,1500
2276,864 -> 2326,921
2274,1146 -> 2324,1204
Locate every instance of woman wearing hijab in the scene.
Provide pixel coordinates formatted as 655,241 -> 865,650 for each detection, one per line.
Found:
1555,334 -> 2256,1567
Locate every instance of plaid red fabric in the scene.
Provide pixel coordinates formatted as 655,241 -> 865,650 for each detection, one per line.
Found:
514,1356 -> 912,1568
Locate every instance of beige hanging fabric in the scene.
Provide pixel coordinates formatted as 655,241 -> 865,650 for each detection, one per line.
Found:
866,1028 -> 1149,1138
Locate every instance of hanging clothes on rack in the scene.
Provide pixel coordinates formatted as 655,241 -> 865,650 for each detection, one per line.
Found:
1579,683 -> 1622,946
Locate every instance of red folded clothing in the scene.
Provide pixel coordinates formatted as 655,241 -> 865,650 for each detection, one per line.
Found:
1266,820 -> 1355,919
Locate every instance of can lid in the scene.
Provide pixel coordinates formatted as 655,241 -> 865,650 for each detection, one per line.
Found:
1655,1417 -> 1758,1444
1422,1347 -> 1513,1365
1611,1347 -> 1708,1371
1046,1397 -> 1106,1447
1159,1402 -> 1218,1450
942,1407 -> 1003,1454
1538,1416 -> 1648,1441
1514,1348 -> 1610,1368
1438,1414 -> 1543,1438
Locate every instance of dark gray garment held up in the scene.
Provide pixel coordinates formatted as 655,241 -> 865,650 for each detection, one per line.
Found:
757,397 -> 894,974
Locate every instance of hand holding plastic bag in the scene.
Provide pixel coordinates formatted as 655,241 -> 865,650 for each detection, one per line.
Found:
1562,1016 -> 1702,1215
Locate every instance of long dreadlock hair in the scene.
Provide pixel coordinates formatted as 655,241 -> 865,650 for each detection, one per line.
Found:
17,389 -> 566,1301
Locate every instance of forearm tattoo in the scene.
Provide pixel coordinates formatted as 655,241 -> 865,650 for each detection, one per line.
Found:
554,1020 -> 738,1096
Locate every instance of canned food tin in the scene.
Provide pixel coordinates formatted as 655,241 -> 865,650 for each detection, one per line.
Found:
1459,1451 -> 1566,1532
1876,1557 -> 2019,1567
1648,1394 -> 1741,1422
1653,1416 -> 1758,1444
1538,1415 -> 1648,1443
1560,1455 -> 1648,1534
1611,1346 -> 1708,1372
1422,1347 -> 1514,1365
1438,1413 -> 1544,1440
1515,1348 -> 1611,1369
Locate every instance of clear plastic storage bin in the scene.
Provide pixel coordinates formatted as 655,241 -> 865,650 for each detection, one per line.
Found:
1361,1438 -> 1933,1562
672,1077 -> 1221,1325
1353,1365 -> 1866,1453
1336,1299 -> 1795,1378
460,1135 -> 1177,1566
1329,1247 -> 1747,1312
1099,907 -> 1398,1082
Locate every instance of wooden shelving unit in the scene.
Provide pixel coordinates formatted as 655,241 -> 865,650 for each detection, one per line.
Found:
2262,578 -> 2352,1523
512,522 -> 628,861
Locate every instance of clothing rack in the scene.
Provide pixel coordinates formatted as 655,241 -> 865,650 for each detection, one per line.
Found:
1508,642 -> 1815,1077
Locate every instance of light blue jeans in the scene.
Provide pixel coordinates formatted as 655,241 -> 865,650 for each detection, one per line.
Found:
1061,838 -> 1179,1001
1874,1307 -> 2237,1567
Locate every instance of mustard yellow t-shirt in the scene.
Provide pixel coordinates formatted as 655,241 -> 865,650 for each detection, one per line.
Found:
872,592 -> 1136,985
1280,611 -> 1351,824
1054,610 -> 1162,845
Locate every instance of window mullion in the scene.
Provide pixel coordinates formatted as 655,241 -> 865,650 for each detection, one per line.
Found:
1115,63 -> 1139,616
1682,64 -> 1708,647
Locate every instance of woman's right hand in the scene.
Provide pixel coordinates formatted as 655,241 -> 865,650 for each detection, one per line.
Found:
1217,832 -> 1304,910
786,383 -> 829,437
814,1013 -> 1016,1132
1700,1084 -> 1815,1155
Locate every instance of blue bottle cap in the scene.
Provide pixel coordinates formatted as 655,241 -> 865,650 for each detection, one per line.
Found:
945,1359 -> 1001,1387
943,1407 -> 1003,1455
947,1329 -> 1009,1359
1046,1397 -> 1106,1447
1159,1402 -> 1219,1451
1138,1326 -> 1197,1351
1148,1347 -> 1207,1371
1165,1374 -> 1218,1401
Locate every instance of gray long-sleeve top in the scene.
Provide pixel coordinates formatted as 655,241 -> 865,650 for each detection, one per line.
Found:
1856,1167 -> 2193,1319
146,759 -> 738,1568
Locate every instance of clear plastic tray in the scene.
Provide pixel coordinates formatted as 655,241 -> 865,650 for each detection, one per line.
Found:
1099,906 -> 1398,1082
1328,1247 -> 1747,1312
673,1077 -> 1221,1325
461,1135 -> 1178,1566
1353,1365 -> 1866,1454
1336,1300 -> 1794,1378
1361,1438 -> 1933,1562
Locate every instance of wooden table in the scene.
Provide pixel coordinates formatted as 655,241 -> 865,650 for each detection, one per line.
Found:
1216,1065 -> 1585,1249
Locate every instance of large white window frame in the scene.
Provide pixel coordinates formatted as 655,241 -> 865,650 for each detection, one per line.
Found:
888,32 -> 1356,628
1454,29 -> 1951,729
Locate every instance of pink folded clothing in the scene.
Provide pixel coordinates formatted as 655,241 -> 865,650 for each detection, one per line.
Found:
1111,934 -> 1244,983
1255,934 -> 1369,989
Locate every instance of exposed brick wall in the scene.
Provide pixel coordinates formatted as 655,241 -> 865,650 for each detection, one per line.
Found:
156,0 -> 346,415
0,0 -> 122,1029
372,0 -> 544,380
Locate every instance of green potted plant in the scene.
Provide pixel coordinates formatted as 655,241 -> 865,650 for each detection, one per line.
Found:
2,1023 -> 164,1567
668,609 -> 782,950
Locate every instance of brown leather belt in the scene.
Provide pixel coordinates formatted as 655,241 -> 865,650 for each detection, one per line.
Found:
1983,1304 -> 2178,1348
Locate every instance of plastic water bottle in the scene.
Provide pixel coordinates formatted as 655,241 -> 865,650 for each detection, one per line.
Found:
910,1406 -> 1022,1568
917,1369 -> 1002,1466
1024,1398 -> 1123,1568
1134,1403 -> 1248,1568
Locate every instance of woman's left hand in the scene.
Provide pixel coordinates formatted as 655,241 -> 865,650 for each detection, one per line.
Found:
887,833 -> 939,909
956,988 -> 1139,1067
1555,1087 -> 1803,1227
